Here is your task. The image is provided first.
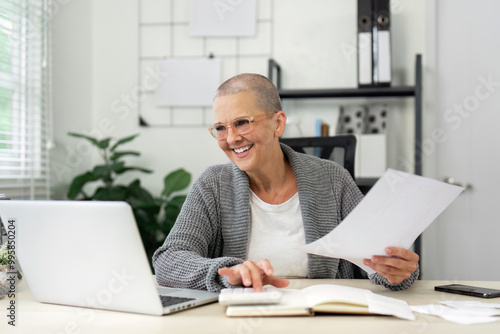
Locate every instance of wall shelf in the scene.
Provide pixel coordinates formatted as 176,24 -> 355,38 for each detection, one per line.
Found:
277,86 -> 416,99
268,54 -> 424,263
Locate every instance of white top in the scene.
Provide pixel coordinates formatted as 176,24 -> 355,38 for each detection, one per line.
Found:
246,191 -> 308,278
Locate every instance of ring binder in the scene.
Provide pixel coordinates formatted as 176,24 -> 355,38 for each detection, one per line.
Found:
373,0 -> 391,86
357,0 -> 392,87
357,0 -> 373,87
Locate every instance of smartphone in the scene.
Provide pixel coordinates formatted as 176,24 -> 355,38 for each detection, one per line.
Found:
435,284 -> 500,298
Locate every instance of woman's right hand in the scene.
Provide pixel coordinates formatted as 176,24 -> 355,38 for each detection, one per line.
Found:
218,259 -> 290,292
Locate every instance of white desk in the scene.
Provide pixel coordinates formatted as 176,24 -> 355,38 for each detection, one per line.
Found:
1,278 -> 500,333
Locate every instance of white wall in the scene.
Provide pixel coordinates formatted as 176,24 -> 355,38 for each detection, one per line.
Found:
51,0 -> 94,198
51,0 -> 426,198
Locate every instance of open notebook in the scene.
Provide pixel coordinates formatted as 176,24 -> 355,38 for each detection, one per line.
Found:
225,284 -> 415,320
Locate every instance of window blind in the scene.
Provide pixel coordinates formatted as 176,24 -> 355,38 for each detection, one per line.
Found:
0,0 -> 51,199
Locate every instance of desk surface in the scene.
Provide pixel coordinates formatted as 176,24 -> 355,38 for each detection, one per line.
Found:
1,278 -> 500,333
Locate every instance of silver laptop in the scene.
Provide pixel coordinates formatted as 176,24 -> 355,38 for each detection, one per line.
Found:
0,200 -> 218,316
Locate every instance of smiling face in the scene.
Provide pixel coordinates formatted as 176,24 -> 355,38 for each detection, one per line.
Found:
213,91 -> 285,175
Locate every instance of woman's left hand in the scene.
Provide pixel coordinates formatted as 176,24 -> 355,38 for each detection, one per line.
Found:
363,247 -> 419,284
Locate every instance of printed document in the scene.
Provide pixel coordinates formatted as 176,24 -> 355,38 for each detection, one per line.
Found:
300,169 -> 464,274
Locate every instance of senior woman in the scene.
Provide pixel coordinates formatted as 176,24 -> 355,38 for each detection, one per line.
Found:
153,73 -> 419,292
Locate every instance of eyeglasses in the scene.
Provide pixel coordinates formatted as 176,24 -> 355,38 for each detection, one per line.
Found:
208,111 -> 276,140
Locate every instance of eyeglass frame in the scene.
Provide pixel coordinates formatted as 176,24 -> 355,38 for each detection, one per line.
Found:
208,111 -> 277,140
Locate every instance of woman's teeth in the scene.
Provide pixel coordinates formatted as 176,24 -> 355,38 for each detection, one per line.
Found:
234,145 -> 252,153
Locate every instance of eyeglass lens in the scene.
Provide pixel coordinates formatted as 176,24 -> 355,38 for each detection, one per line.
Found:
212,118 -> 251,139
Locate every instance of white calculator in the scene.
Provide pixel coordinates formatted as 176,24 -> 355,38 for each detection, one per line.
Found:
218,287 -> 283,306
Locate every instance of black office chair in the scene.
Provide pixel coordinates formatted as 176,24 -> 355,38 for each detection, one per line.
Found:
280,135 -> 365,279
280,135 -> 356,180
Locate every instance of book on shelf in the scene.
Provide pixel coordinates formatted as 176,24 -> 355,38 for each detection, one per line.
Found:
225,284 -> 415,320
315,118 -> 330,137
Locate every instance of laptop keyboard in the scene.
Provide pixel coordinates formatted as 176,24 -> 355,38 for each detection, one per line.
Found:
160,295 -> 195,307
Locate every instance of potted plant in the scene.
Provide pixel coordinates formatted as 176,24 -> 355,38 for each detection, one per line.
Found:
66,133 -> 191,270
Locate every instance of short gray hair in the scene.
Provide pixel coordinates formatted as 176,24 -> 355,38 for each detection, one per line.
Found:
214,73 -> 282,112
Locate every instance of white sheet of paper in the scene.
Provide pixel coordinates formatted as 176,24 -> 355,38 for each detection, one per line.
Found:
190,0 -> 256,36
300,168 -> 464,274
411,304 -> 500,325
368,293 -> 415,320
441,301 -> 500,309
155,57 -> 221,107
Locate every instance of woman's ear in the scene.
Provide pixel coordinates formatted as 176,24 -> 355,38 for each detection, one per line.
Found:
274,111 -> 287,137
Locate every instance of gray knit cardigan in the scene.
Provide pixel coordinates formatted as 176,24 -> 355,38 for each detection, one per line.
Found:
153,144 -> 418,292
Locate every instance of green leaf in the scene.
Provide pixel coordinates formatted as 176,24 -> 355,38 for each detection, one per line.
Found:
110,151 -> 140,161
169,195 -> 187,208
158,221 -> 175,235
128,179 -> 155,205
131,202 -> 159,211
92,186 -> 128,201
133,208 -> 159,232
68,132 -> 100,148
115,166 -> 153,175
158,208 -> 177,235
110,134 -> 139,152
162,168 -> 191,198
98,137 -> 112,149
164,203 -> 182,223
91,164 -> 115,178
108,161 -> 127,173
67,171 -> 101,199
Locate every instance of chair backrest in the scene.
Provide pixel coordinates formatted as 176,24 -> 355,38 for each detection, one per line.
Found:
280,135 -> 356,180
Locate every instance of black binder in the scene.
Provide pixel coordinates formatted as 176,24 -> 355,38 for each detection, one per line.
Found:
373,0 -> 391,86
357,0 -> 373,87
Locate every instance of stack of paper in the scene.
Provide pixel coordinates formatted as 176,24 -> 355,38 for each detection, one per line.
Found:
411,301 -> 500,325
